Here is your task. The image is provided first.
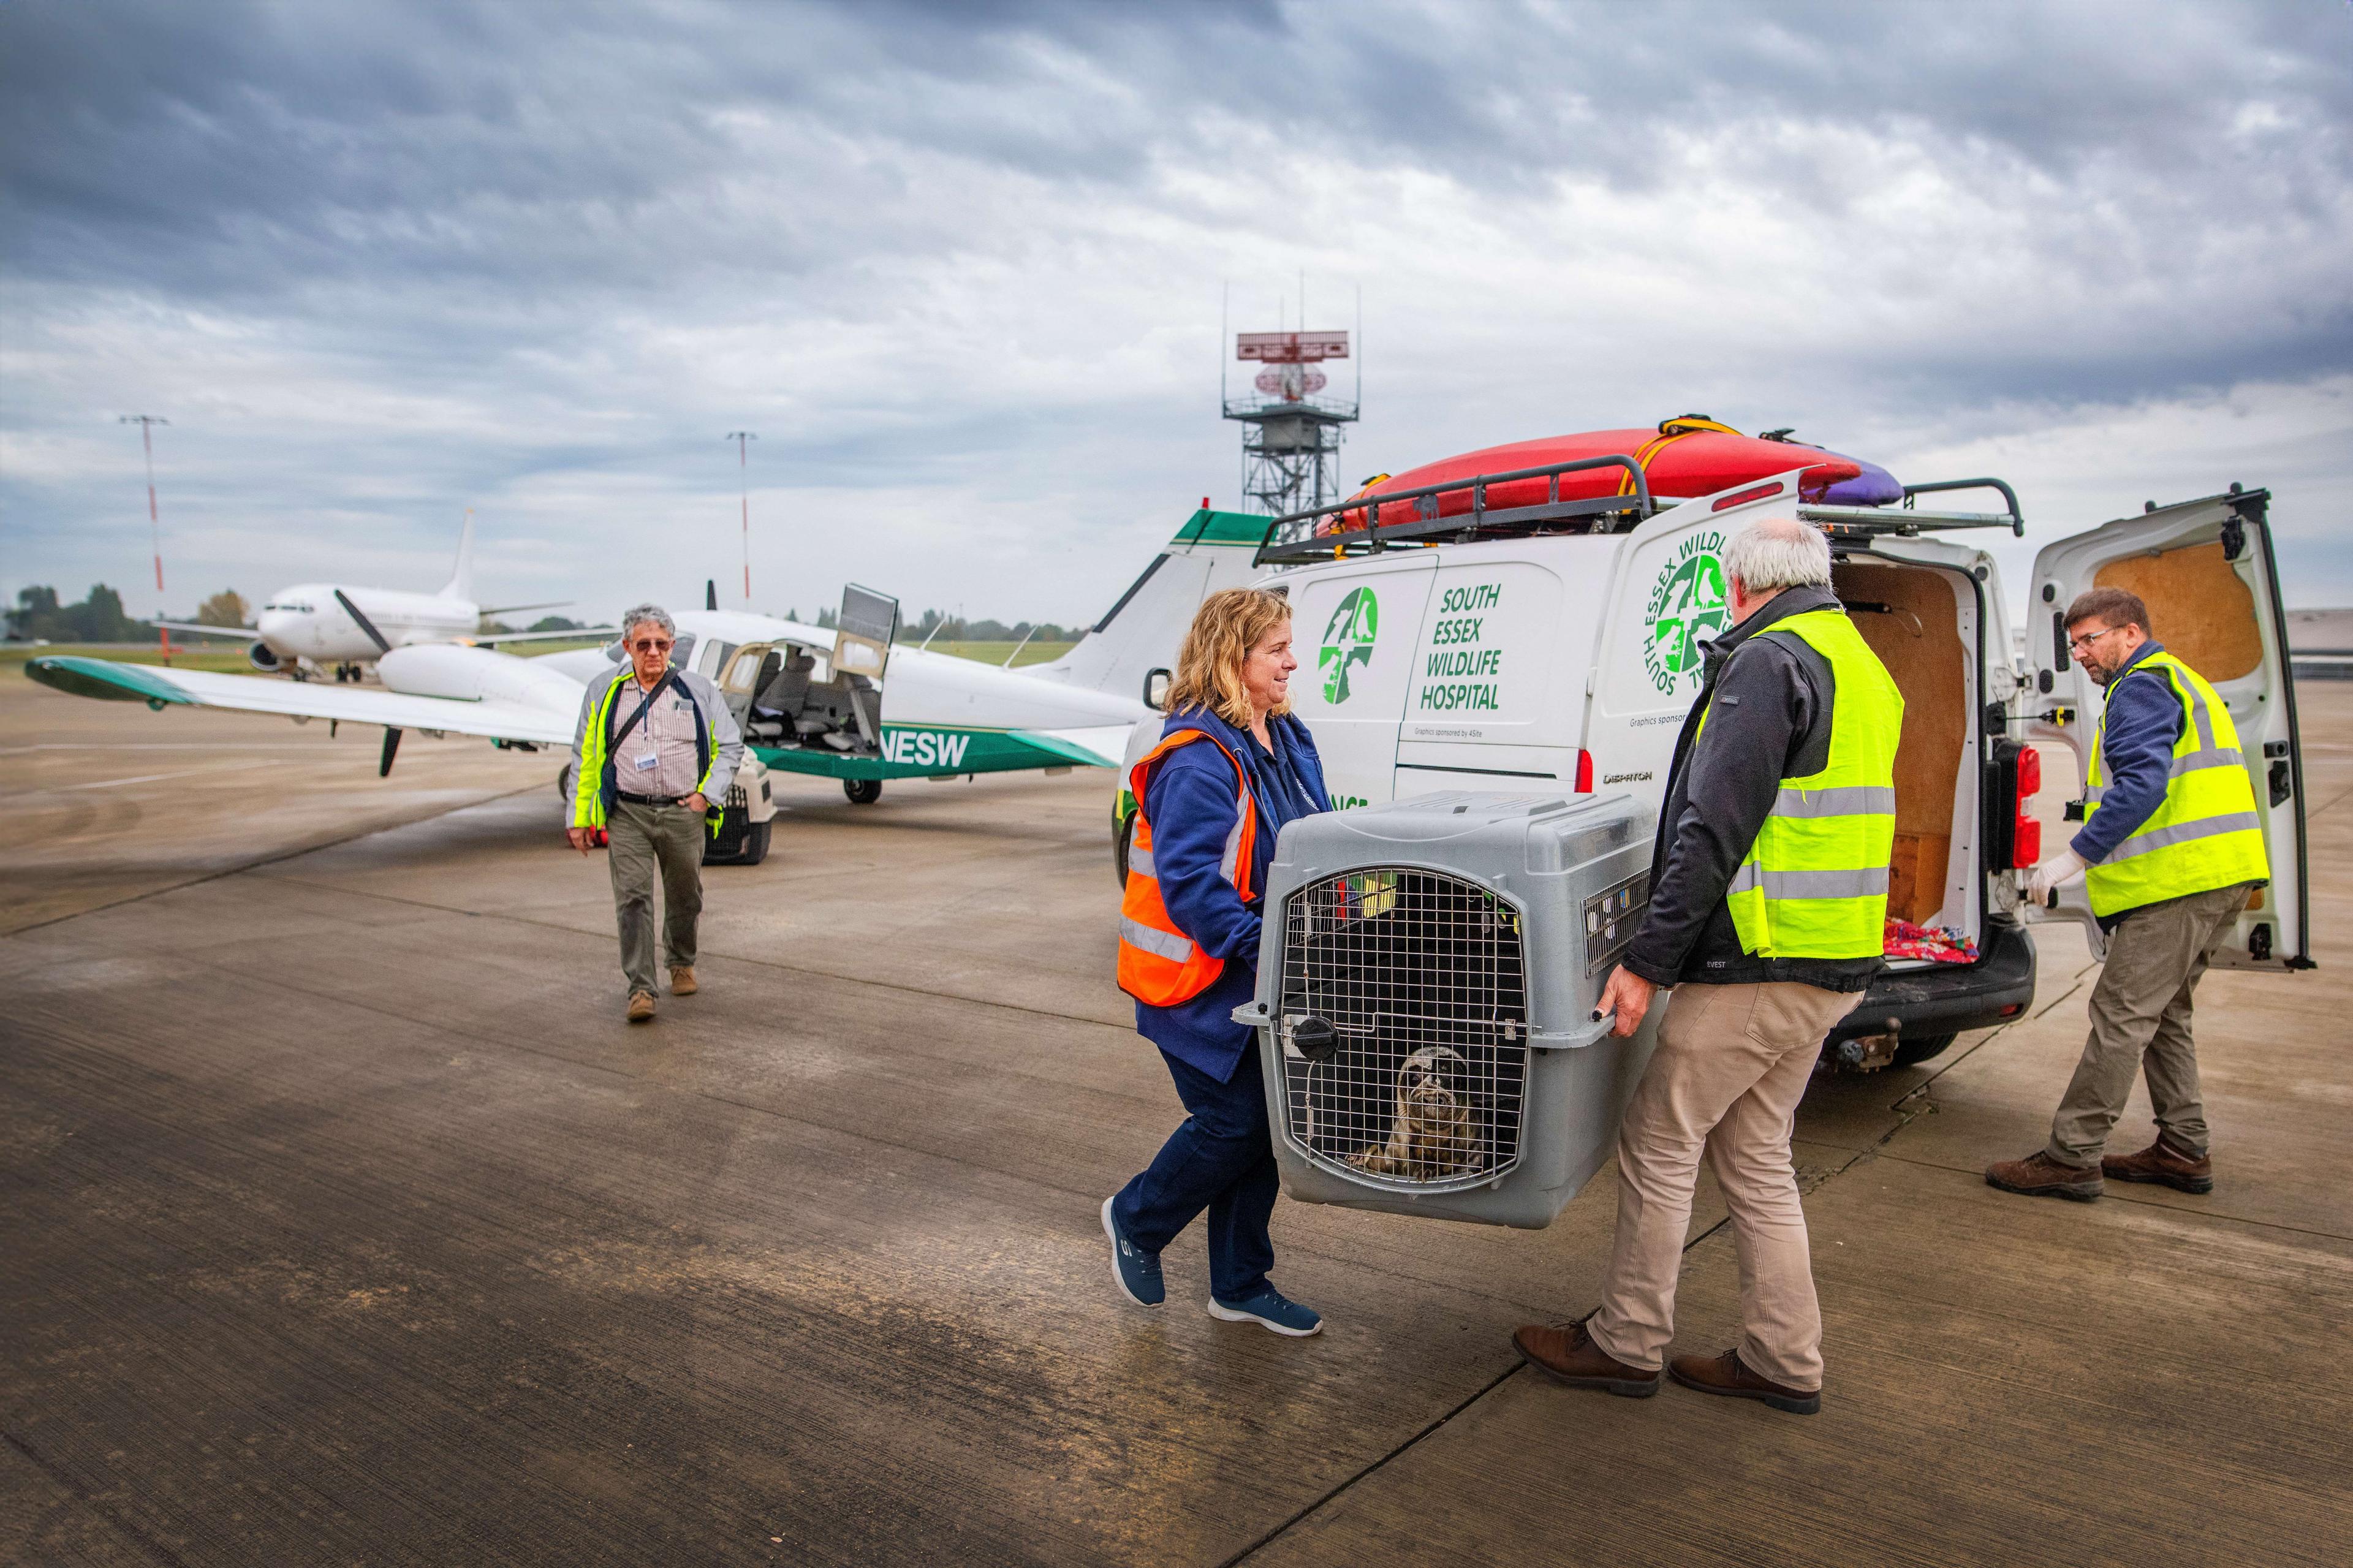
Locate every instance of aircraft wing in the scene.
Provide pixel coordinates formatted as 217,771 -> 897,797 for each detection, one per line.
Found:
1005,724 -> 1134,769
26,656 -> 577,747
466,626 -> 616,645
149,620 -> 253,638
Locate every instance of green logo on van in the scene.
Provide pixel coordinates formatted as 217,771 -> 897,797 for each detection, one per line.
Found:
1320,586 -> 1380,703
1642,531 -> 1727,695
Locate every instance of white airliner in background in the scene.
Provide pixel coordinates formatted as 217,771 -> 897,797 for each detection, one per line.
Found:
156,512 -> 588,680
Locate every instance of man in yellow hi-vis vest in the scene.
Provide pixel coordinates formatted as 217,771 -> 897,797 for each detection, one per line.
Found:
1987,587 -> 2267,1201
1515,517 -> 1901,1418
567,603 -> 743,1023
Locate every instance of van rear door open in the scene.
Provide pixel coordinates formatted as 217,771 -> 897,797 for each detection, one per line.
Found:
2026,488 -> 2311,970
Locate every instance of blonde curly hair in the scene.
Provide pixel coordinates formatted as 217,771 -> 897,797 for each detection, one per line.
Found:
1164,588 -> 1292,727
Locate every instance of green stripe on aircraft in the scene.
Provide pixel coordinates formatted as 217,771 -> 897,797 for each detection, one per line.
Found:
26,656 -> 197,709
751,724 -> 1107,781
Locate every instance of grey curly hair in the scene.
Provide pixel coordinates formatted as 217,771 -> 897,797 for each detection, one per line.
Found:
618,602 -> 675,640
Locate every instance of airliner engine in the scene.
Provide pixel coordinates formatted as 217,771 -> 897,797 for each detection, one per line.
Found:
248,641 -> 284,672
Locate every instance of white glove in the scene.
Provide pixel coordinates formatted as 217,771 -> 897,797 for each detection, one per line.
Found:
2028,849 -> 2086,906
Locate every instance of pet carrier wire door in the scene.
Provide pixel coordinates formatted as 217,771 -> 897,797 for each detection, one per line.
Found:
1236,792 -> 1664,1229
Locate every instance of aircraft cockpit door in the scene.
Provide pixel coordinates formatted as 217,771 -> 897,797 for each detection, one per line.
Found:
2025,487 -> 2310,971
833,584 -> 900,748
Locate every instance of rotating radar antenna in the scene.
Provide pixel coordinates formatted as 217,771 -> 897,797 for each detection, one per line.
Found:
1222,311 -> 1360,518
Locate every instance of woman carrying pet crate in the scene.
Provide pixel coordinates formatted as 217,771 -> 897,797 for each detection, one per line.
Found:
1104,587 -> 1334,1337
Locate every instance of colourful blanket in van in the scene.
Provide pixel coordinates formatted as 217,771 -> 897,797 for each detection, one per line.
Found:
1884,918 -> 1978,964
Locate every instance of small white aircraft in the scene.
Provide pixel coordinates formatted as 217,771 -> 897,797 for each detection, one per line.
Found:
31,580 -> 1154,863
155,512 -> 588,681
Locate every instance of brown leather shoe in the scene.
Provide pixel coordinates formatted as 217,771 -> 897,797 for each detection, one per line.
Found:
669,966 -> 698,996
626,990 -> 656,1023
1669,1347 -> 1821,1415
1985,1150 -> 2102,1201
2103,1134 -> 2213,1194
1512,1320 -> 1660,1398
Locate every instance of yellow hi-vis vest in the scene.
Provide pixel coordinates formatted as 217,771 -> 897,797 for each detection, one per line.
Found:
570,668 -> 724,836
2081,650 -> 2268,918
1116,729 -> 1259,1007
1700,608 -> 1904,959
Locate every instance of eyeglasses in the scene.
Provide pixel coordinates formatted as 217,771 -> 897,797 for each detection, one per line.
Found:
629,638 -> 673,653
2066,624 -> 2125,654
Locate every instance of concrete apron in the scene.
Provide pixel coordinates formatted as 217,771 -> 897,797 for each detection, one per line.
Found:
2,687 -> 2349,1565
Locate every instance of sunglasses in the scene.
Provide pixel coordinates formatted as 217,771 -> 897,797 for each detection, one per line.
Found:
630,638 -> 673,653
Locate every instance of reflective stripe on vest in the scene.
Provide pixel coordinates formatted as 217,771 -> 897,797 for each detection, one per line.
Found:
1702,608 -> 1904,960
2082,651 -> 2268,917
1116,729 -> 1260,1007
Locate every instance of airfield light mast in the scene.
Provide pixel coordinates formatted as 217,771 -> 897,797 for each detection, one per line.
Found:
725,431 -> 756,603
1222,313 -> 1357,518
119,414 -> 172,662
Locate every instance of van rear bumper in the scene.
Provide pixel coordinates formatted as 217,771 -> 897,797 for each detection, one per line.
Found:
1828,916 -> 2038,1046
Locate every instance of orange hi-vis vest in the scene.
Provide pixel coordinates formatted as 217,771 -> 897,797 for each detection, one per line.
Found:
1117,729 -> 1260,1007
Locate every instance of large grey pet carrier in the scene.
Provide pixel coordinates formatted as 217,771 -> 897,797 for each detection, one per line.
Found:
1234,792 -> 1665,1229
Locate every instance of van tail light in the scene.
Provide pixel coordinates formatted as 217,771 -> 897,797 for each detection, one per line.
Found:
1575,749 -> 1594,793
2011,814 -> 2040,868
2010,744 -> 2042,868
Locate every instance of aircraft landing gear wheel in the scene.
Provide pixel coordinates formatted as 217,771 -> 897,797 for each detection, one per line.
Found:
1115,809 -> 1135,889
843,778 -> 882,805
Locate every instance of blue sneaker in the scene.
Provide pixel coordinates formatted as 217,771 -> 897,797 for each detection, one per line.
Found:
1102,1197 -> 1164,1308
1207,1286 -> 1323,1338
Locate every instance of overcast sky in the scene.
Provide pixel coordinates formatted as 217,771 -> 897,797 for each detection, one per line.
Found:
4,0 -> 2349,632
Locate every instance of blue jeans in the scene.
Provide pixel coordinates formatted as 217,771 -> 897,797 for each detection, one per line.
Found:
1113,1043 -> 1278,1301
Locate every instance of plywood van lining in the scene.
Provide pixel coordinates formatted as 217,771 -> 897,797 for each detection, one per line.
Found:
2093,541 -> 2261,683
1835,562 -> 1967,928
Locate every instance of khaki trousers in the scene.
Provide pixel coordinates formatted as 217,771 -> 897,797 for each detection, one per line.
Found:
1586,981 -> 1861,1392
2045,881 -> 2254,1165
608,798 -> 705,996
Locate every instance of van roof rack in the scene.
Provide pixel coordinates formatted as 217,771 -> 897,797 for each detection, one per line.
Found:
1254,454 -> 1658,566
1802,478 -> 2025,539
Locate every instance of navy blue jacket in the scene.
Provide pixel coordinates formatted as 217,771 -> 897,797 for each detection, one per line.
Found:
1134,705 -> 1332,1081
2071,640 -> 2184,866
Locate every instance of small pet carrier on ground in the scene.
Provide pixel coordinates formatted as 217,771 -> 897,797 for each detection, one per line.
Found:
1234,792 -> 1664,1229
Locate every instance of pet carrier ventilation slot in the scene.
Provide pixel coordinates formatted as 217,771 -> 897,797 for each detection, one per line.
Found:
1237,791 -> 1664,1229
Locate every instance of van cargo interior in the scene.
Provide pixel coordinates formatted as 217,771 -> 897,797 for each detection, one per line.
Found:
1834,559 -> 1980,964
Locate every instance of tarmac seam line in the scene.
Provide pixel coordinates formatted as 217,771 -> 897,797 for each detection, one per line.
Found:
1864,1148 -> 2353,1243
1,784 -> 545,939
259,870 -> 1141,1037
1226,1211 -> 1745,1563
2,1428 -> 196,1567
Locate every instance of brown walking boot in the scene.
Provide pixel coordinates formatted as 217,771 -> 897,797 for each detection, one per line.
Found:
1669,1348 -> 1821,1415
669,966 -> 698,996
1984,1149 -> 2103,1201
626,990 -> 656,1023
1512,1320 -> 1660,1398
2102,1134 -> 2213,1194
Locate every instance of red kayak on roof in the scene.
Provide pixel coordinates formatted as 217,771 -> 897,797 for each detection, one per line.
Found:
1327,417 -> 1902,535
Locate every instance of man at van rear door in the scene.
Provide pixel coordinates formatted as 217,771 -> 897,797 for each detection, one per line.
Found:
1514,515 -> 1901,1418
1985,587 -> 2267,1201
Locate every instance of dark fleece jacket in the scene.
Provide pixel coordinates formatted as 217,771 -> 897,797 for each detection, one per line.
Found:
1620,583 -> 1885,993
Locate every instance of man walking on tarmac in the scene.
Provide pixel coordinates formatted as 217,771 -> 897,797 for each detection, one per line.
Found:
1515,515 -> 1901,1417
1985,588 -> 2268,1200
567,603 -> 743,1023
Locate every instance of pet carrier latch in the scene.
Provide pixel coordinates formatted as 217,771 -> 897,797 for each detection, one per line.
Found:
1231,1001 -> 1271,1026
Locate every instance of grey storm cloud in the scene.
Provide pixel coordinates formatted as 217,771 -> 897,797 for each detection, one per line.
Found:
3,0 -> 2351,618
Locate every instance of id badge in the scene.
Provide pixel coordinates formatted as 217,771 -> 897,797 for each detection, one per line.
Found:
631,752 -> 659,774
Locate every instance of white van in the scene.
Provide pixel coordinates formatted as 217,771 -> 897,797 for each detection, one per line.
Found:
1116,458 -> 2313,1067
